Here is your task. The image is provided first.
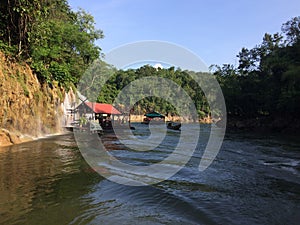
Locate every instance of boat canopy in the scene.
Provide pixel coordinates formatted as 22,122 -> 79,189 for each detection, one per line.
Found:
144,111 -> 165,118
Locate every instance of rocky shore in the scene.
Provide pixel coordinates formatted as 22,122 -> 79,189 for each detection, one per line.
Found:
0,129 -> 34,147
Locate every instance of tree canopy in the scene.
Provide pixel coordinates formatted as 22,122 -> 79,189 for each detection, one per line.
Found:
81,16 -> 300,120
0,0 -> 103,87
211,16 -> 300,120
80,63 -> 210,118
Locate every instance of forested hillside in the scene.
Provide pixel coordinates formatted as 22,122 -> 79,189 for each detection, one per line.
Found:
79,63 -> 211,119
211,16 -> 300,130
212,17 -> 300,118
1,0 -> 299,134
81,16 -> 300,130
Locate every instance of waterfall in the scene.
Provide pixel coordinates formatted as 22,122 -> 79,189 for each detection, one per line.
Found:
61,89 -> 77,128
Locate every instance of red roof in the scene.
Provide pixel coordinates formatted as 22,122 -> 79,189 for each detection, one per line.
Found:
85,102 -> 121,115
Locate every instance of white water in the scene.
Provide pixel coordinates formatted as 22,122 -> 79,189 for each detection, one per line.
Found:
61,90 -> 77,127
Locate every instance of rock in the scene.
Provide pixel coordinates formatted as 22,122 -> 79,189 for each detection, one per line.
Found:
8,132 -> 21,144
0,130 -> 12,146
0,51 -> 65,138
0,129 -> 22,146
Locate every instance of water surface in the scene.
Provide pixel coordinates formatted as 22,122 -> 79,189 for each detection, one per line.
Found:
0,124 -> 299,224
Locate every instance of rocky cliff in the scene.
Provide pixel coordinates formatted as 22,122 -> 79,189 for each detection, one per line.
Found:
0,52 -> 69,146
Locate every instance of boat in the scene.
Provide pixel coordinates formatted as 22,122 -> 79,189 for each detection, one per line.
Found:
141,117 -> 151,124
166,121 -> 181,130
72,120 -> 104,135
89,121 -> 103,134
141,111 -> 165,124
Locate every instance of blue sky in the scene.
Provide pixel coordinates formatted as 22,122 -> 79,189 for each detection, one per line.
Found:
68,0 -> 299,67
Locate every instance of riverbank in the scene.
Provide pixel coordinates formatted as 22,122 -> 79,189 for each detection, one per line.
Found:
129,114 -> 212,123
0,129 -> 33,147
226,116 -> 300,133
2,115 -> 299,147
0,128 -> 69,147
0,115 -> 207,147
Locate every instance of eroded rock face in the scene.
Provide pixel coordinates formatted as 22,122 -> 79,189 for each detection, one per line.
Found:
0,52 -> 65,141
0,129 -> 22,146
0,129 -> 12,146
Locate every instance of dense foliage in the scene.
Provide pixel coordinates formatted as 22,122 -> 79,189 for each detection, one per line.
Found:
79,63 -> 210,117
82,17 -> 300,120
1,1 -> 299,121
211,16 -> 300,120
0,0 -> 103,87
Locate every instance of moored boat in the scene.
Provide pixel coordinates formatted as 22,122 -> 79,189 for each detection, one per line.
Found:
141,111 -> 165,124
166,121 -> 181,130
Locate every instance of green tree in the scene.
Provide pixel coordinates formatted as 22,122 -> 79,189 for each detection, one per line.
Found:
213,16 -> 300,120
282,16 -> 300,45
0,0 -> 103,87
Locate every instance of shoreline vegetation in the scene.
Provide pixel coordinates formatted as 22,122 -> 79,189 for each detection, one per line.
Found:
0,1 -> 300,146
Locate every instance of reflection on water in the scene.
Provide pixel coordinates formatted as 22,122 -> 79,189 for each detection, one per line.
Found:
0,135 -> 101,225
0,125 -> 300,225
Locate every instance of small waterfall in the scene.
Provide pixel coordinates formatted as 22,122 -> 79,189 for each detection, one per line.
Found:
61,89 -> 77,128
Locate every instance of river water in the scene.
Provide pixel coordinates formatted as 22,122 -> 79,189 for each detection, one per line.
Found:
0,124 -> 299,225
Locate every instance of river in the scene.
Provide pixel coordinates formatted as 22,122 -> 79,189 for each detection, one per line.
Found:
0,124 -> 299,225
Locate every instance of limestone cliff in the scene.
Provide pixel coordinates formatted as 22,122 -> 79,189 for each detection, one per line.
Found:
0,52 -> 67,146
